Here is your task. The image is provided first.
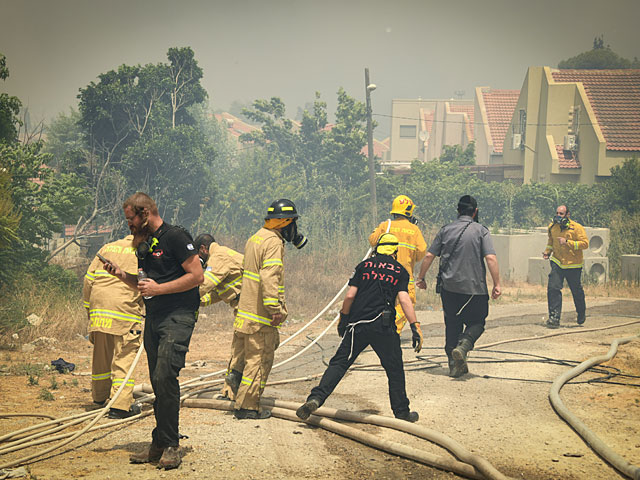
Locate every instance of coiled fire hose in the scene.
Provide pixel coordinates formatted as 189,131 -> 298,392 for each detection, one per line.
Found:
549,334 -> 640,480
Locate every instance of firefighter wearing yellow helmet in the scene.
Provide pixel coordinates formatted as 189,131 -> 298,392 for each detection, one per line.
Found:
368,195 -> 427,333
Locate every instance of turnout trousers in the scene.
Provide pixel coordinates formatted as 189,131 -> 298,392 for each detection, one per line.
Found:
307,326 -> 411,417
441,289 -> 489,356
394,282 -> 416,333
89,329 -> 142,411
547,262 -> 586,321
233,326 -> 279,411
144,309 -> 196,448
221,331 -> 246,400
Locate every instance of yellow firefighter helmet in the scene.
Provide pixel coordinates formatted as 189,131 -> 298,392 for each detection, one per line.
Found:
390,195 -> 415,218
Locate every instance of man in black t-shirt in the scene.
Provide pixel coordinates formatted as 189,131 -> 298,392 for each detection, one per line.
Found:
104,192 -> 203,470
296,233 -> 423,422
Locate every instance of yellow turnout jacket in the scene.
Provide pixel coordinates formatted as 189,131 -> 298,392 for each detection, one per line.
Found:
369,217 -> 427,280
83,235 -> 144,335
234,227 -> 287,333
200,242 -> 244,308
544,220 -> 589,269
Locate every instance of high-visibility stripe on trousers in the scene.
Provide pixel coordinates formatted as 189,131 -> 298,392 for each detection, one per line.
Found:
233,327 -> 279,411
89,329 -> 142,411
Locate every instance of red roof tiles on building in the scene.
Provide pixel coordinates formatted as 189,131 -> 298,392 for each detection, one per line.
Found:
214,113 -> 259,139
481,89 -> 520,154
449,104 -> 475,140
551,69 -> 640,151
555,144 -> 580,169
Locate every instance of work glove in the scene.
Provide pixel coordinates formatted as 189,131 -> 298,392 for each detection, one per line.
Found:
337,312 -> 349,337
410,322 -> 423,353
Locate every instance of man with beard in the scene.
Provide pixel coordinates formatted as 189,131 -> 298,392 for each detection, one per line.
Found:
103,192 -> 203,470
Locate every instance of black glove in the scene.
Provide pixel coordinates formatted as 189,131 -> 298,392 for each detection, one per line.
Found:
410,322 -> 423,353
338,312 -> 350,337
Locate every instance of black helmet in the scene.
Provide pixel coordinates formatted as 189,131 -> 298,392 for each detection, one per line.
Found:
265,199 -> 299,220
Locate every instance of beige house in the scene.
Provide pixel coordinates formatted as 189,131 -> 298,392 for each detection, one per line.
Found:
387,98 -> 474,171
501,67 -> 640,184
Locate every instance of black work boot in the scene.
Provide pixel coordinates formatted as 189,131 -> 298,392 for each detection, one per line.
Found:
395,411 -> 419,422
108,403 -> 141,419
130,443 -> 164,464
233,408 -> 272,420
225,369 -> 242,396
446,354 -> 456,377
157,446 -> 181,470
577,313 -> 586,325
546,310 -> 560,329
296,398 -> 321,420
451,338 -> 472,378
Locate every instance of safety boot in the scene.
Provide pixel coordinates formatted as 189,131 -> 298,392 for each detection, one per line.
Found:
451,338 -> 472,378
130,443 -> 163,464
157,446 -> 181,470
577,313 -> 586,325
233,408 -> 272,420
296,398 -> 321,420
546,317 -> 560,329
225,369 -> 242,396
446,353 -> 455,377
395,411 -> 419,423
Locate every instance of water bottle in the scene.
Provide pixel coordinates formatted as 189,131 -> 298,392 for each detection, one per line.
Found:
138,268 -> 153,300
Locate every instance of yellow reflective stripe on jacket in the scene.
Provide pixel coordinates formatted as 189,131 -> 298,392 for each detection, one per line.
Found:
263,297 -> 279,306
216,276 -> 242,294
550,256 -> 583,269
85,272 -> 96,281
83,301 -> 90,309
92,372 -> 111,381
260,381 -> 266,388
398,242 -> 417,250
262,258 -> 283,268
89,309 -> 143,323
243,270 -> 260,282
573,241 -> 579,250
201,293 -> 212,306
93,269 -> 116,278
204,271 -> 221,286
236,309 -> 280,328
278,286 -> 285,293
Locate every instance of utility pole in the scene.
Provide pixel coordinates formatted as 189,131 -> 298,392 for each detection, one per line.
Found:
365,67 -> 377,225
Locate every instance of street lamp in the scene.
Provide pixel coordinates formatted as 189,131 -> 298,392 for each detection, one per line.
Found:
365,67 -> 377,226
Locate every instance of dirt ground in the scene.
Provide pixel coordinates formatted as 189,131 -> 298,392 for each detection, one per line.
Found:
1,297 -> 639,480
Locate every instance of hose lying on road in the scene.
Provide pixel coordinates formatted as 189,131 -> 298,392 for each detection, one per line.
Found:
185,396 -> 515,480
549,334 -> 640,480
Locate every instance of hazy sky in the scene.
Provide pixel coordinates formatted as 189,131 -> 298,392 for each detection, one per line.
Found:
1,0 -> 638,138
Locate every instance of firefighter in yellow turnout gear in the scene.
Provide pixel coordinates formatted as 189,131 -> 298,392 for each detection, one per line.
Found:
194,233 -> 244,400
83,234 -> 144,419
369,195 -> 427,333
231,199 -> 307,419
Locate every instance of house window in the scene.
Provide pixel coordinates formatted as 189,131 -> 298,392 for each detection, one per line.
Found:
399,125 -> 417,138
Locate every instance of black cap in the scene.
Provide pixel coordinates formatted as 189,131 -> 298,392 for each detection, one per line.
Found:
457,195 -> 477,212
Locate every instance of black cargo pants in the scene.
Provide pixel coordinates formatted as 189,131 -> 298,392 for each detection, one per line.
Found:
441,289 -> 489,356
144,309 -> 196,448
307,323 -> 411,417
547,262 -> 585,321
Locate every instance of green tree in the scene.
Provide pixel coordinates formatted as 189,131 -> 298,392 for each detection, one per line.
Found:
0,53 -> 22,144
438,143 -> 476,166
558,37 -> 640,69
606,157 -> 640,214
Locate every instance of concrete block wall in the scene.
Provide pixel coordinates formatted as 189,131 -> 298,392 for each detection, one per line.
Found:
621,255 -> 640,283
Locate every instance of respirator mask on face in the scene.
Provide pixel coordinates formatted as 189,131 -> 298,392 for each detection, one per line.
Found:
281,220 -> 308,249
553,215 -> 570,230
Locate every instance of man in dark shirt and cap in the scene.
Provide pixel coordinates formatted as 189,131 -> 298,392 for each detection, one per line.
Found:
416,195 -> 501,378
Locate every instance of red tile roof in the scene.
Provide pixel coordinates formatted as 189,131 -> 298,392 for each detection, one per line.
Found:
64,225 -> 112,237
555,145 -> 580,169
551,69 -> 640,151
214,113 -> 259,139
449,104 -> 475,140
481,89 -> 520,154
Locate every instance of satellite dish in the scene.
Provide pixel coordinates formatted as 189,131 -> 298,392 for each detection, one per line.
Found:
419,130 -> 429,142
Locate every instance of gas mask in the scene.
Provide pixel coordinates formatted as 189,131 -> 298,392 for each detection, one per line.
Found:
281,220 -> 308,249
136,236 -> 159,260
553,215 -> 570,230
